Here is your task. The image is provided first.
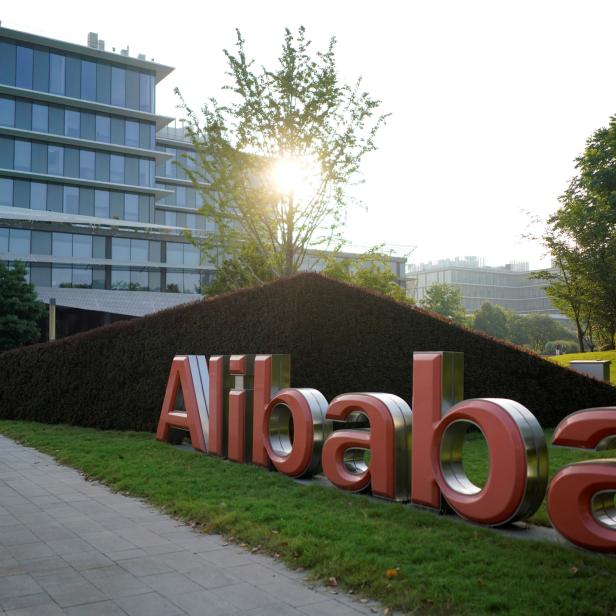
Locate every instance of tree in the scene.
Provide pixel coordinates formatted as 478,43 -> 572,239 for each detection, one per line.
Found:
536,117 -> 616,350
320,249 -> 411,302
0,261 -> 46,352
420,283 -> 466,322
178,27 -> 388,286
472,302 -> 509,339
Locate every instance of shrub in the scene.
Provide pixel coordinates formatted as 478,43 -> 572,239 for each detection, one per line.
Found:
0,273 -> 615,431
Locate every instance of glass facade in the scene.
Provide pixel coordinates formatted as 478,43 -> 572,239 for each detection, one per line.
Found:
0,30 -> 216,301
0,38 -> 155,112
0,136 -> 155,187
0,95 -> 156,148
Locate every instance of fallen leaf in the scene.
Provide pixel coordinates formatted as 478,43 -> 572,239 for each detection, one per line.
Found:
570,566 -> 578,575
386,568 -> 398,579
271,529 -> 279,534
360,598 -> 369,604
384,609 -> 391,615
327,576 -> 338,587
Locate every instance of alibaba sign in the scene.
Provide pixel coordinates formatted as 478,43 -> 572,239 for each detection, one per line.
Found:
156,352 -> 616,552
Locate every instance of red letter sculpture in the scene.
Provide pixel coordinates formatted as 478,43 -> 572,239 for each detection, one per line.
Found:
322,393 -> 411,501
411,352 -> 548,526
156,355 -> 209,453
262,388 -> 332,478
548,408 -> 616,552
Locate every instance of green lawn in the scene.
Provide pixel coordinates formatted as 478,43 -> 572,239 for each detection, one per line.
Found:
549,350 -> 616,385
1,421 -> 616,615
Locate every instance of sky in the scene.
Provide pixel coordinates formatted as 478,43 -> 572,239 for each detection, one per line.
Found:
3,0 -> 616,268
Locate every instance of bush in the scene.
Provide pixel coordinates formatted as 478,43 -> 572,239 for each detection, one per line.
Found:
0,274 -> 615,431
544,340 -> 580,356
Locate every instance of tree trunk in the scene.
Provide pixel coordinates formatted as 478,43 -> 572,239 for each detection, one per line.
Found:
284,192 -> 294,277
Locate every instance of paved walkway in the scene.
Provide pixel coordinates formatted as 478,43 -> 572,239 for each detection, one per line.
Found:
0,435 -> 388,616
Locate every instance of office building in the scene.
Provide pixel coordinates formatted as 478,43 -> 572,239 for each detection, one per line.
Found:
0,26 -> 216,335
409,256 -> 563,319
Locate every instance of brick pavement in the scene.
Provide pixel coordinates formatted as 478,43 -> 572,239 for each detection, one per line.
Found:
0,435 -> 389,616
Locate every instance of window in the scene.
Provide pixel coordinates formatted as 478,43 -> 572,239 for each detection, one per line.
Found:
139,122 -> 152,149
73,234 -> 92,258
0,228 -> 8,252
32,104 -> 48,132
166,270 -> 182,293
0,137 -> 13,169
0,97 -> 15,127
52,265 -> 72,288
111,66 -> 125,107
92,267 -> 105,289
64,147 -> 79,177
65,56 -> 81,98
94,190 -> 109,218
80,112 -> 95,140
164,211 -> 177,226
139,73 -> 152,112
111,269 -> 130,290
52,232 -> 72,257
130,239 -> 148,262
110,117 -> 124,145
9,229 -> 31,254
125,70 -> 139,109
72,266 -> 92,288
49,105 -> 64,135
47,184 -> 62,212
31,143 -> 47,174
65,109 -> 80,137
14,140 -> 31,171
0,41 -> 17,85
47,145 -> 64,175
15,46 -> 33,89
79,150 -> 95,179
131,269 -> 148,290
184,244 -> 200,266
95,114 -> 110,142
149,241 -> 161,263
125,120 -> 139,147
112,237 -> 130,261
30,182 -> 46,210
110,192 -> 124,219
149,270 -> 161,292
184,272 -> 200,294
79,187 -> 95,216
13,180 -> 30,208
0,178 -> 13,206
63,186 -> 79,214
125,194 -> 138,221
92,236 -> 106,259
176,186 -> 186,207
81,60 -> 96,101
96,63 -> 111,104
31,231 -> 52,255
110,155 -> 124,183
166,242 -> 183,265
30,265 -> 51,287
49,53 -> 65,95
15,100 -> 31,130
138,159 -> 151,186
125,157 -> 138,185
32,48 -> 49,92
95,152 -> 110,182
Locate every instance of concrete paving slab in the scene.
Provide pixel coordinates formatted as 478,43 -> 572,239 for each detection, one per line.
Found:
0,434 -> 390,615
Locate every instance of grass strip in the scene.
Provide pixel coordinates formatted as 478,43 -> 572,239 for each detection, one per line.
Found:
0,420 -> 615,616
549,350 -> 616,385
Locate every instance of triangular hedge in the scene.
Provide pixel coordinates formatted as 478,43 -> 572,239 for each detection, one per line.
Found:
1,273 -> 614,430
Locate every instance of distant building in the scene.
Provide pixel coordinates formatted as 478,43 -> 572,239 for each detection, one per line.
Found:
408,256 -> 563,319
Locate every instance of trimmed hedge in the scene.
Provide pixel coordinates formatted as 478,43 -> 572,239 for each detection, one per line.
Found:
1,273 -> 615,431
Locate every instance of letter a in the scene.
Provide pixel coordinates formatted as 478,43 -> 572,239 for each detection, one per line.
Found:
156,355 -> 209,453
